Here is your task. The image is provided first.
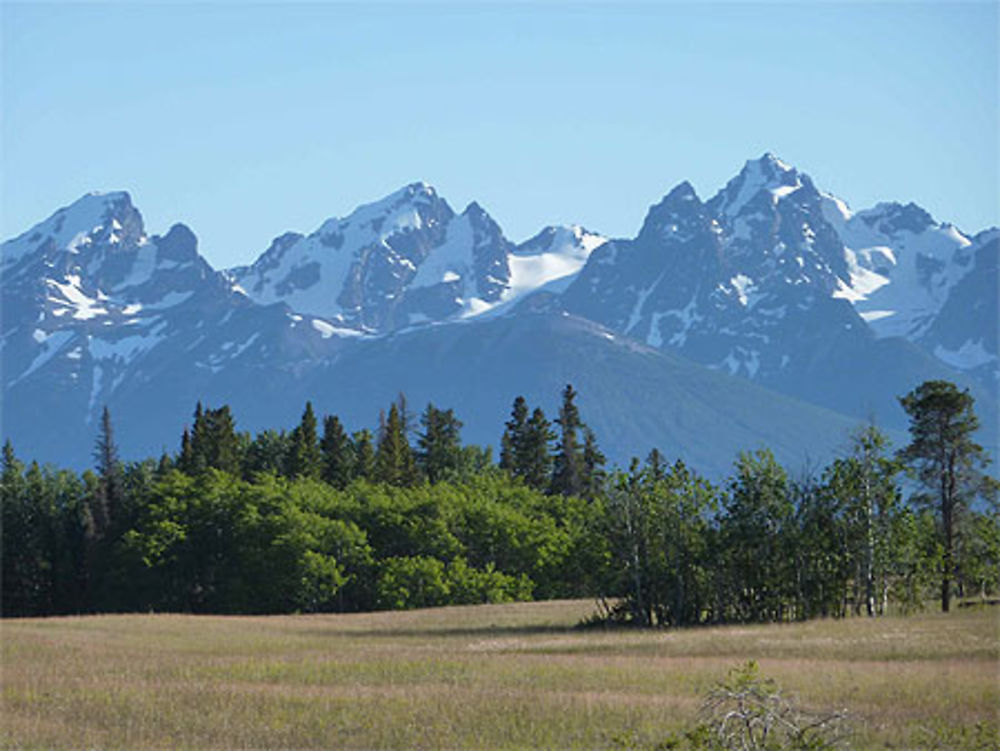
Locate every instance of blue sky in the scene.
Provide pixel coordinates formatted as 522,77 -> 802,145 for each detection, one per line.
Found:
3,2 -> 997,268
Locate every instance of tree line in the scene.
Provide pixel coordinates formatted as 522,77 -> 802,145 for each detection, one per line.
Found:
2,380 -> 997,622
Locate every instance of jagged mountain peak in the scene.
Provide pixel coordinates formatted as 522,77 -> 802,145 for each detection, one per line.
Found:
709,152 -> 804,219
636,181 -> 715,246
3,190 -> 145,270
856,201 -> 937,236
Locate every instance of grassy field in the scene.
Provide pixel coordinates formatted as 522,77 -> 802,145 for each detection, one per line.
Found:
2,601 -> 997,750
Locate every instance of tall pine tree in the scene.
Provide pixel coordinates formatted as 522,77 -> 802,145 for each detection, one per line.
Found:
551,384 -> 585,496
417,404 -> 463,484
320,415 -> 354,488
287,401 -> 322,480
352,429 -> 376,480
375,403 -> 417,486
500,396 -> 529,474
521,407 -> 554,492
899,380 -> 994,612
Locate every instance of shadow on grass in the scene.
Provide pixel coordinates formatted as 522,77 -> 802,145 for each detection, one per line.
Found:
300,622 -> 586,640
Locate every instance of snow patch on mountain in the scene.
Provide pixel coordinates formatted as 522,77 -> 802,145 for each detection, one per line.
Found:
821,194 -> 972,338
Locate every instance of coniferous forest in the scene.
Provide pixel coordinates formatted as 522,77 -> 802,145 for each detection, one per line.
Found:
2,380 -> 997,622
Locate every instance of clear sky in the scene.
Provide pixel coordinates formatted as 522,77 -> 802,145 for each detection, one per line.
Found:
2,2 -> 997,269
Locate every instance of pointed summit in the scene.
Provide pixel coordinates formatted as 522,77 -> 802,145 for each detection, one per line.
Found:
2,190 -> 145,269
637,181 -> 710,244
707,152 -> 803,219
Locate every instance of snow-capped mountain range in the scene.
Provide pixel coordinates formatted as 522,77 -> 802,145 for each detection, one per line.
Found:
228,182 -> 606,331
2,154 -> 996,473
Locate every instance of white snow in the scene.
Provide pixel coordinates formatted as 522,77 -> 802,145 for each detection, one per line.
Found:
144,291 -> 194,310
2,191 -> 131,268
647,312 -> 665,347
822,192 -> 973,339
859,310 -> 895,323
770,184 -> 799,200
625,282 -> 658,334
934,340 -> 995,370
47,275 -> 108,320
88,327 -> 167,364
410,214 -> 475,290
666,298 -> 702,347
506,226 -> 603,299
721,156 -> 799,218
311,318 -> 362,339
730,274 -> 757,307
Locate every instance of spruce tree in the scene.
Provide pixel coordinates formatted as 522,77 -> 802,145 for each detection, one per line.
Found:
500,396 -> 529,474
899,380 -> 994,612
320,415 -> 354,488
375,403 -> 417,486
189,402 -> 209,473
522,407 -> 554,491
92,406 -> 122,539
288,401 -> 322,479
551,384 -> 585,496
417,404 -> 463,484
204,405 -> 240,475
646,447 -> 666,482
352,429 -> 376,480
581,427 -> 607,500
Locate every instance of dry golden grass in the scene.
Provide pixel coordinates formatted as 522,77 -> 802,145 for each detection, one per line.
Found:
2,601 -> 997,749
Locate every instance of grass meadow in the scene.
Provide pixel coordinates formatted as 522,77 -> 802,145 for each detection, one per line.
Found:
2,600 -> 997,750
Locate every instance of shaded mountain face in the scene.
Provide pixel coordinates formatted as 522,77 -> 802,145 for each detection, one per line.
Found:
562,154 -> 997,410
0,192 -> 347,461
2,156 -> 995,472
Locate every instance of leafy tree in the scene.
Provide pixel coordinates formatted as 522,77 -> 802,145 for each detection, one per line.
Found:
899,380 -> 994,612
320,415 -> 354,489
604,459 -> 715,626
824,424 -> 901,616
718,450 -> 795,623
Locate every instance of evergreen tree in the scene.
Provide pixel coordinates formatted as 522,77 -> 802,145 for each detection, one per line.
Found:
551,384 -> 585,496
178,428 -> 195,473
581,427 -> 607,500
242,429 -> 291,478
521,407 -> 554,491
375,403 -> 417,486
500,396 -> 529,474
645,447 -> 666,482
287,401 -> 322,479
92,406 -> 122,539
899,380 -> 994,612
320,415 -> 354,488
188,402 -> 209,473
417,404 -> 463,484
352,429 -> 376,480
183,402 -> 239,475
203,405 -> 240,475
